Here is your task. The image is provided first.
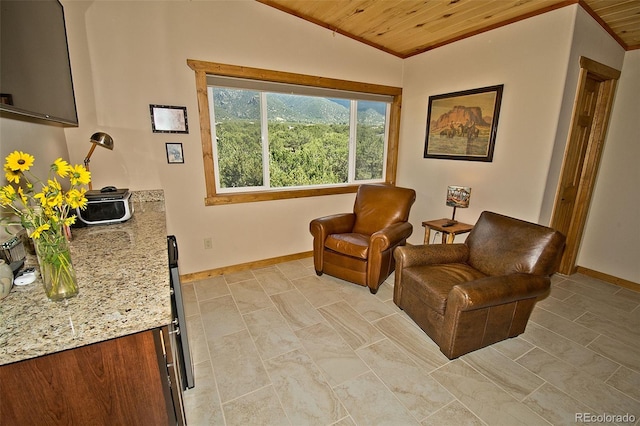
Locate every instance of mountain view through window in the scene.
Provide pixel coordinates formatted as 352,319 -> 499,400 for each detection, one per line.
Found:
210,87 -> 388,191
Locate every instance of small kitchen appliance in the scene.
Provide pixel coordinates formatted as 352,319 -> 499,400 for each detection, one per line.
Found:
76,187 -> 133,226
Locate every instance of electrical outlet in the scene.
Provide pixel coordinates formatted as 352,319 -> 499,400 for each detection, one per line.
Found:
203,237 -> 213,250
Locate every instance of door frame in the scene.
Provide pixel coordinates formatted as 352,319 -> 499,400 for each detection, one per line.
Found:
551,57 -> 620,275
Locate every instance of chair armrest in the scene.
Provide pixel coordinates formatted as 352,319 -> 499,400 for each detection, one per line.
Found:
370,222 -> 413,252
394,244 -> 469,269
309,213 -> 355,237
448,274 -> 551,312
310,213 -> 355,273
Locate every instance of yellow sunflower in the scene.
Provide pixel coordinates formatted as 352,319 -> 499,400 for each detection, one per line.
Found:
5,151 -> 34,172
52,158 -> 71,178
30,223 -> 51,239
0,185 -> 17,206
4,164 -> 21,184
69,165 -> 91,186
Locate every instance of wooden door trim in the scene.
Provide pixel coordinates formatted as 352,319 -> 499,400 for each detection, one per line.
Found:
551,57 -> 620,275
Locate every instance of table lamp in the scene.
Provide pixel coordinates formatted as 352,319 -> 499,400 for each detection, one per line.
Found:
446,185 -> 471,224
84,132 -> 114,190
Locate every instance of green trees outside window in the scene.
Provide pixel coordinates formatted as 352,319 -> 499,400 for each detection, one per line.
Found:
211,88 -> 387,191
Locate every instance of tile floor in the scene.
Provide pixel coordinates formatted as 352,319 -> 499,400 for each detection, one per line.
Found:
181,257 -> 640,425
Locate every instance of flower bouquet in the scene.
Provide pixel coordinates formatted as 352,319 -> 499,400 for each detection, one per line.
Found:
1,151 -> 91,300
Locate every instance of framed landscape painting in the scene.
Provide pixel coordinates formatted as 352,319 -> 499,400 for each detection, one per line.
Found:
424,85 -> 503,162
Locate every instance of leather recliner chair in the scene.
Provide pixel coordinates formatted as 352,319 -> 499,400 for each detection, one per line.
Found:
310,184 -> 416,294
393,211 -> 565,359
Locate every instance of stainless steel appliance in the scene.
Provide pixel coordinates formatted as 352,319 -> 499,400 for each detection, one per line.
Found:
167,235 -> 195,390
76,188 -> 133,226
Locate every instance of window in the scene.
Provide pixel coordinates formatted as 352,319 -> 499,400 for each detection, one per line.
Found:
188,60 -> 402,205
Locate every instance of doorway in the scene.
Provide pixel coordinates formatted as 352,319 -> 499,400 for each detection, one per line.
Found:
550,57 -> 620,275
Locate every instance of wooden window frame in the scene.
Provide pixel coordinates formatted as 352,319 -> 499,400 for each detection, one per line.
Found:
187,59 -> 402,205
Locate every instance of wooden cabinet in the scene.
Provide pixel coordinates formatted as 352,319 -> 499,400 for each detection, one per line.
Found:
0,327 -> 183,425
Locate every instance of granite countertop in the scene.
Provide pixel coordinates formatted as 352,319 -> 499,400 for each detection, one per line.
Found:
0,190 -> 172,366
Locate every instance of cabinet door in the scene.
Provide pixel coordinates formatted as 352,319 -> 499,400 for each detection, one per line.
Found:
0,330 -> 174,425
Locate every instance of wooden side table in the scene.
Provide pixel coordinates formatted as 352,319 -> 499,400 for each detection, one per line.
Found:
422,219 -> 474,244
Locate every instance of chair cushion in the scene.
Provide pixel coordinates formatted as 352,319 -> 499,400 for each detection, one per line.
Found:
325,233 -> 370,259
403,263 -> 487,315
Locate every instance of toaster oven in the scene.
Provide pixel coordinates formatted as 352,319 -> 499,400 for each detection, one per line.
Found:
76,188 -> 133,226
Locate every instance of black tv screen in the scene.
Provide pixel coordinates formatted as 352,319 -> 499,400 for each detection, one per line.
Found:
0,0 -> 78,126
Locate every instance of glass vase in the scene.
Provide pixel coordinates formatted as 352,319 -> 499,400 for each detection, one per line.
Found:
33,232 -> 78,301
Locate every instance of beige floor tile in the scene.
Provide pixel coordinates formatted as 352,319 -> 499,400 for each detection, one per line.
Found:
522,382 -> 593,425
517,347 -> 639,416
558,279 -> 637,312
264,348 -> 347,425
185,315 -> 210,365
183,262 -> 639,426
221,385 -> 289,426
535,295 -> 587,320
521,323 -> 620,381
252,266 -> 295,295
529,307 -> 599,346
338,284 -> 398,322
228,279 -> 273,314
462,347 -> 544,400
223,269 -> 255,284
374,313 -> 449,372
292,274 -> 345,308
431,360 -> 547,425
334,371 -> 420,425
243,306 -> 302,360
295,322 -> 370,387
193,275 -> 229,301
276,260 -> 313,280
181,282 -> 199,316
200,294 -> 245,340
356,339 -> 454,421
490,336 -> 535,360
183,361 -> 224,426
424,400 -> 484,426
207,329 -> 271,403
318,301 -> 385,350
606,366 -> 640,402
587,335 -> 640,372
270,289 -> 325,330
575,311 -> 640,351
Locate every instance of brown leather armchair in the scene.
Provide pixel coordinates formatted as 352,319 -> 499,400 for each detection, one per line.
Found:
310,184 -> 416,294
393,211 -> 565,359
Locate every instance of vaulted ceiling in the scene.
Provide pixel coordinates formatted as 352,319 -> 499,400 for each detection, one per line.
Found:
257,0 -> 640,58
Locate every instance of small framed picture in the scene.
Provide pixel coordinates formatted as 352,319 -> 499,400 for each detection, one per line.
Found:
166,143 -> 184,164
150,104 -> 188,134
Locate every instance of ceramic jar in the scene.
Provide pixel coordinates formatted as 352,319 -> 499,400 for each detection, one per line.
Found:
0,259 -> 13,299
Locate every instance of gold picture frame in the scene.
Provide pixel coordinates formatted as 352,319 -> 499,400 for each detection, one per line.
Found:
424,85 -> 503,162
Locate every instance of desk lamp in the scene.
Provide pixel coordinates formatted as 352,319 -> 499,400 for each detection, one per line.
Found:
446,185 -> 471,225
84,132 -> 114,190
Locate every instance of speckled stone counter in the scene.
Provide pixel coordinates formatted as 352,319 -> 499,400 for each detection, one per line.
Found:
0,190 -> 171,366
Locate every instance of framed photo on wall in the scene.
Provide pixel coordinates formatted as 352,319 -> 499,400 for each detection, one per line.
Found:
150,105 -> 189,134
166,143 -> 184,164
424,85 -> 503,162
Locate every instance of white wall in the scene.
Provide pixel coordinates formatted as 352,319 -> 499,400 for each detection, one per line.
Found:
577,50 -> 640,283
61,0 -> 403,274
540,6 -> 625,225
398,7 -> 576,244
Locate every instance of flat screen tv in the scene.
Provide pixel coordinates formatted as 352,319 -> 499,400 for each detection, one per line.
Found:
0,0 -> 78,126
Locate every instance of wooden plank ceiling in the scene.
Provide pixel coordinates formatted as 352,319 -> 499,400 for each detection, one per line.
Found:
257,0 -> 640,58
